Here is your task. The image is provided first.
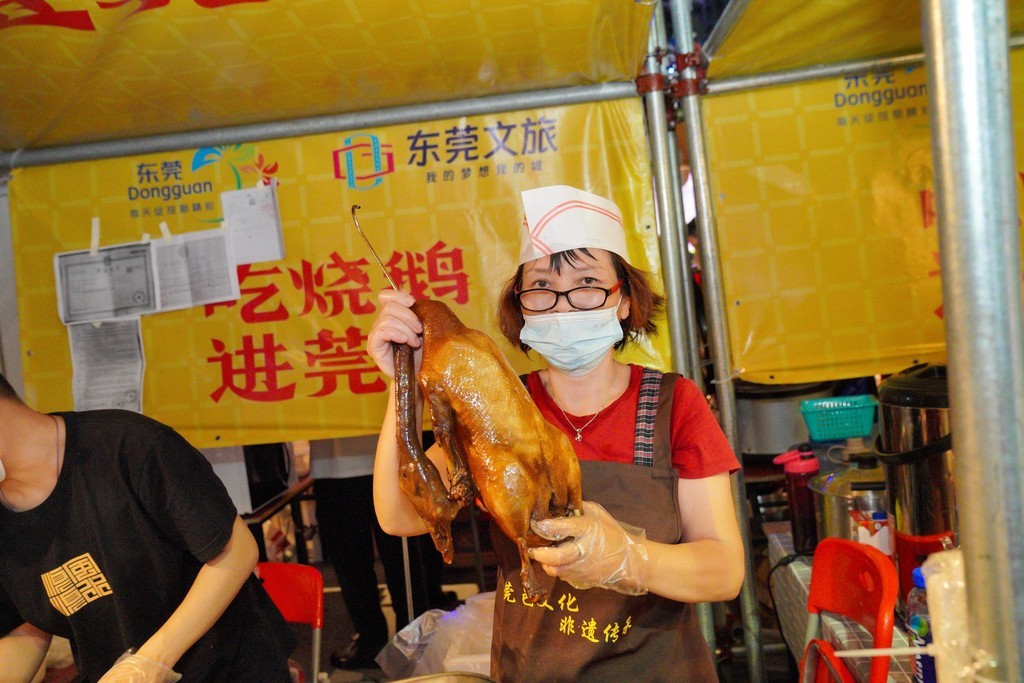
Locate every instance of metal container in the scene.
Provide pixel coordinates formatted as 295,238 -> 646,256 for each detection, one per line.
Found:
734,380 -> 834,454
809,449 -> 888,549
875,363 -> 957,605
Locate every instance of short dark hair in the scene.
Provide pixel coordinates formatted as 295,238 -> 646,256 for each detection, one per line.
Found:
0,372 -> 23,404
497,249 -> 666,353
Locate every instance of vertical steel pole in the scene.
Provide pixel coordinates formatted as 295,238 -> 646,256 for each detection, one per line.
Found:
401,536 -> 415,625
922,1 -> 1024,681
643,2 -> 715,656
670,1 -> 765,681
666,137 -> 707,394
645,6 -> 696,383
0,179 -> 19,390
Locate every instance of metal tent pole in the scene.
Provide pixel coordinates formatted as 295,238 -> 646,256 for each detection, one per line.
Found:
0,83 -> 635,171
922,1 -> 1024,681
707,53 -> 926,96
666,135 -> 706,393
642,2 -> 713,654
0,181 -> 18,390
670,1 -> 765,681
644,7 -> 697,383
700,0 -> 751,57
704,37 -> 1024,97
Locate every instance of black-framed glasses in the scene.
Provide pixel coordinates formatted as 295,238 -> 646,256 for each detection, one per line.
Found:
515,280 -> 623,312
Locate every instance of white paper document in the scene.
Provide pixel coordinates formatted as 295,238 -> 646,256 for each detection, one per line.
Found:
220,181 -> 286,265
69,319 -> 145,412
54,243 -> 157,324
153,228 -> 240,311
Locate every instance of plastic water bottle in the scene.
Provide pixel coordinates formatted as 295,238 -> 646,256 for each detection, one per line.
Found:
905,567 -> 937,683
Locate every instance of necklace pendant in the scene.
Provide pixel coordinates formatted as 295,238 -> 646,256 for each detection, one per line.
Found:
574,431 -> 582,442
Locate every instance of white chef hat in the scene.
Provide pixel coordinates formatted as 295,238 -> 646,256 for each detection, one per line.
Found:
517,185 -> 630,265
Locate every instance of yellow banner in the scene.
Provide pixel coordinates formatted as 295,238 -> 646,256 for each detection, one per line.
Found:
0,0 -> 652,151
702,53 -> 1024,384
705,0 -> 1024,80
9,98 -> 667,447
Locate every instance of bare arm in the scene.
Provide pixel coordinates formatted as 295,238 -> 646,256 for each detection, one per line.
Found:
0,623 -> 51,683
367,288 -> 449,536
132,516 -> 258,668
644,473 -> 745,602
532,472 -> 744,603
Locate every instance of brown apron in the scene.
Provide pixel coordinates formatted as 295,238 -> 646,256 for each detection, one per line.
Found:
490,369 -> 719,682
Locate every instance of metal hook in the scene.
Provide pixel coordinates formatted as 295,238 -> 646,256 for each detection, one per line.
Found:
350,204 -> 398,291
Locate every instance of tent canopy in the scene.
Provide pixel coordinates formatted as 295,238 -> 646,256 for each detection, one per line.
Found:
704,0 -> 1024,80
0,0 -> 653,154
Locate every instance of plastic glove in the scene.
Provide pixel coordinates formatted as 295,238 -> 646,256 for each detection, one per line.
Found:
528,500 -> 649,596
97,650 -> 182,683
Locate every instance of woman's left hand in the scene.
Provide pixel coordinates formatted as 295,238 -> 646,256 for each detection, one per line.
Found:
529,500 -> 649,595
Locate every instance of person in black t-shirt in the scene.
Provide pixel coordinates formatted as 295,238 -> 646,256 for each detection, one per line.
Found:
0,373 -> 295,682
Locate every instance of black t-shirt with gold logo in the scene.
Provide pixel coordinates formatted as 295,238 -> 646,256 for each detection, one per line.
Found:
0,410 -> 295,681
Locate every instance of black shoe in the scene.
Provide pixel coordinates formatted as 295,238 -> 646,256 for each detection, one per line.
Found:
330,635 -> 384,670
330,649 -> 380,670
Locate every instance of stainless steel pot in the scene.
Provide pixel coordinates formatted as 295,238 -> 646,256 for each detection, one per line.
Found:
876,364 -> 956,537
875,362 -> 957,606
809,450 -> 888,547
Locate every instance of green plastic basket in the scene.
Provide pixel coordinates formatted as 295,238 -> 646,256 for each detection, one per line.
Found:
799,395 -> 878,441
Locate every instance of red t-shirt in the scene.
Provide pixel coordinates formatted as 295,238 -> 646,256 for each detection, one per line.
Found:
526,364 -> 740,479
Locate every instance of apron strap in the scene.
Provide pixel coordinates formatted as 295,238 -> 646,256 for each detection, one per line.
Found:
652,371 -> 680,470
634,367 -> 667,466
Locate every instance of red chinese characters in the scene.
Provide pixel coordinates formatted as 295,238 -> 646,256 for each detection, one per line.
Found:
207,334 -> 296,403
0,1 -> 95,30
920,190 -> 936,229
1,0 -> 268,31
204,243 -> 471,402
304,327 -> 386,397
386,241 -> 469,305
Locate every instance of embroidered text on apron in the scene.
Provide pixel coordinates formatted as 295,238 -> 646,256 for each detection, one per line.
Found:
490,369 -> 719,682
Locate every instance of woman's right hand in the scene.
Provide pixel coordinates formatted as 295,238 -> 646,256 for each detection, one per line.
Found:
367,288 -> 424,379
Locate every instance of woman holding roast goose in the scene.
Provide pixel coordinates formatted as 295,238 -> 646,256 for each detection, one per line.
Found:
367,185 -> 743,682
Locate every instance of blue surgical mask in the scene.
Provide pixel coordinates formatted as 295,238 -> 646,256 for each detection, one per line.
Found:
519,305 -> 624,376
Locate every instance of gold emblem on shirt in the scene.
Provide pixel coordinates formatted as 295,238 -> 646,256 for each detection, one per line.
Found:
42,553 -> 113,616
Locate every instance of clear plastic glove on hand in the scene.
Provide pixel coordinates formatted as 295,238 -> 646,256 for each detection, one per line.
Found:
97,651 -> 182,683
529,500 -> 649,595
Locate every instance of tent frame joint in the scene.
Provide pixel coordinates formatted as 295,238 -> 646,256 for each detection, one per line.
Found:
636,70 -> 668,95
673,44 -> 708,97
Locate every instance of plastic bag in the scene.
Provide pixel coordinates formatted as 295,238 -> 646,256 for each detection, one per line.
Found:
377,591 -> 494,679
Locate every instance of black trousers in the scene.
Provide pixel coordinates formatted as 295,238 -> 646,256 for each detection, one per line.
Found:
315,475 -> 445,650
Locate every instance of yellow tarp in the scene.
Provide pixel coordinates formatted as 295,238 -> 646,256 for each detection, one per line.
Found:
9,98 -> 668,447
702,51 -> 1024,383
706,0 -> 1024,80
0,0 -> 653,151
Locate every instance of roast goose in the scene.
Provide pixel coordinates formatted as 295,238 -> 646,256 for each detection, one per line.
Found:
393,299 -> 583,602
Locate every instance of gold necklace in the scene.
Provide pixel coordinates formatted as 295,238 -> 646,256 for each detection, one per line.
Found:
0,415 -> 59,512
551,379 -> 615,443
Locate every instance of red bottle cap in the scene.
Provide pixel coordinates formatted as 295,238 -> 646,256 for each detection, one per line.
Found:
773,445 -> 820,474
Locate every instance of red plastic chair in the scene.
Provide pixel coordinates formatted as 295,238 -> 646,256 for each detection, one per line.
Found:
258,562 -> 324,683
800,639 -> 857,682
798,538 -> 899,683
